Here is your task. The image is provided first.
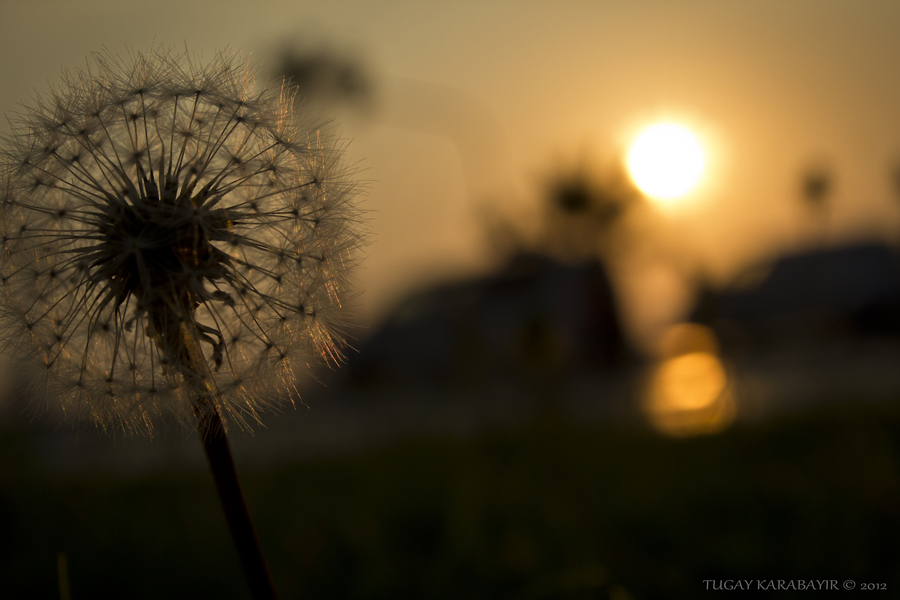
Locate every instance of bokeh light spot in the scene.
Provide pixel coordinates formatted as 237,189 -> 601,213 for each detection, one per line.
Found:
644,323 -> 736,436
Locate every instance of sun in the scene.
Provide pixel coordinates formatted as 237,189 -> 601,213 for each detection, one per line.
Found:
627,123 -> 705,201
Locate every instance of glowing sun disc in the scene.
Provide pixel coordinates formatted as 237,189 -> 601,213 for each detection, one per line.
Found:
627,123 -> 705,200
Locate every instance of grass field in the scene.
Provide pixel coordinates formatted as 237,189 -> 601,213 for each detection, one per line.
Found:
1,401 -> 899,599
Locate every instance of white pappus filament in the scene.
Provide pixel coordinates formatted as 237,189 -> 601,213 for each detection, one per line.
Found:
0,48 -> 363,433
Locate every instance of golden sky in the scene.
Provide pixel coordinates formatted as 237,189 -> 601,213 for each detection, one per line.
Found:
2,0 -> 899,347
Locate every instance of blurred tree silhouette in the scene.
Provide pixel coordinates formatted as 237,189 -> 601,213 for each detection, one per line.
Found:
341,151 -> 640,403
800,161 -> 833,242
538,155 -> 642,263
890,159 -> 900,205
272,46 -> 374,113
802,164 -> 832,208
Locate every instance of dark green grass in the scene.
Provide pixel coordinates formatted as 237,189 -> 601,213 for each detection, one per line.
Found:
2,403 -> 899,599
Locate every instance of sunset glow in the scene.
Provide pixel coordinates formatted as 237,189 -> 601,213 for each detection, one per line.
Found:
627,123 -> 705,202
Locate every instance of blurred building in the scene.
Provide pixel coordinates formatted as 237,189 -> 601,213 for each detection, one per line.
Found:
692,242 -> 900,351
686,241 -> 900,416
347,252 -> 633,393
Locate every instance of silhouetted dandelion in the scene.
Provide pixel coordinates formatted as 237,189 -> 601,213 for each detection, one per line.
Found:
0,47 -> 363,599
0,48 -> 361,433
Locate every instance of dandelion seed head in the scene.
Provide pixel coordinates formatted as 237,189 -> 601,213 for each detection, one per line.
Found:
0,48 -> 363,434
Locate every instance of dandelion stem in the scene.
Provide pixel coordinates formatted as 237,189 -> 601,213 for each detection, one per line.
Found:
197,405 -> 279,600
57,551 -> 71,600
180,316 -> 278,600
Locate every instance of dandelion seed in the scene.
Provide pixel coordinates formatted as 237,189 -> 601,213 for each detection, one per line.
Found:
0,48 -> 363,434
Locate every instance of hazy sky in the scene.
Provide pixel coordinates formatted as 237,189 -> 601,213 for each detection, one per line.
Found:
3,0 -> 900,347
